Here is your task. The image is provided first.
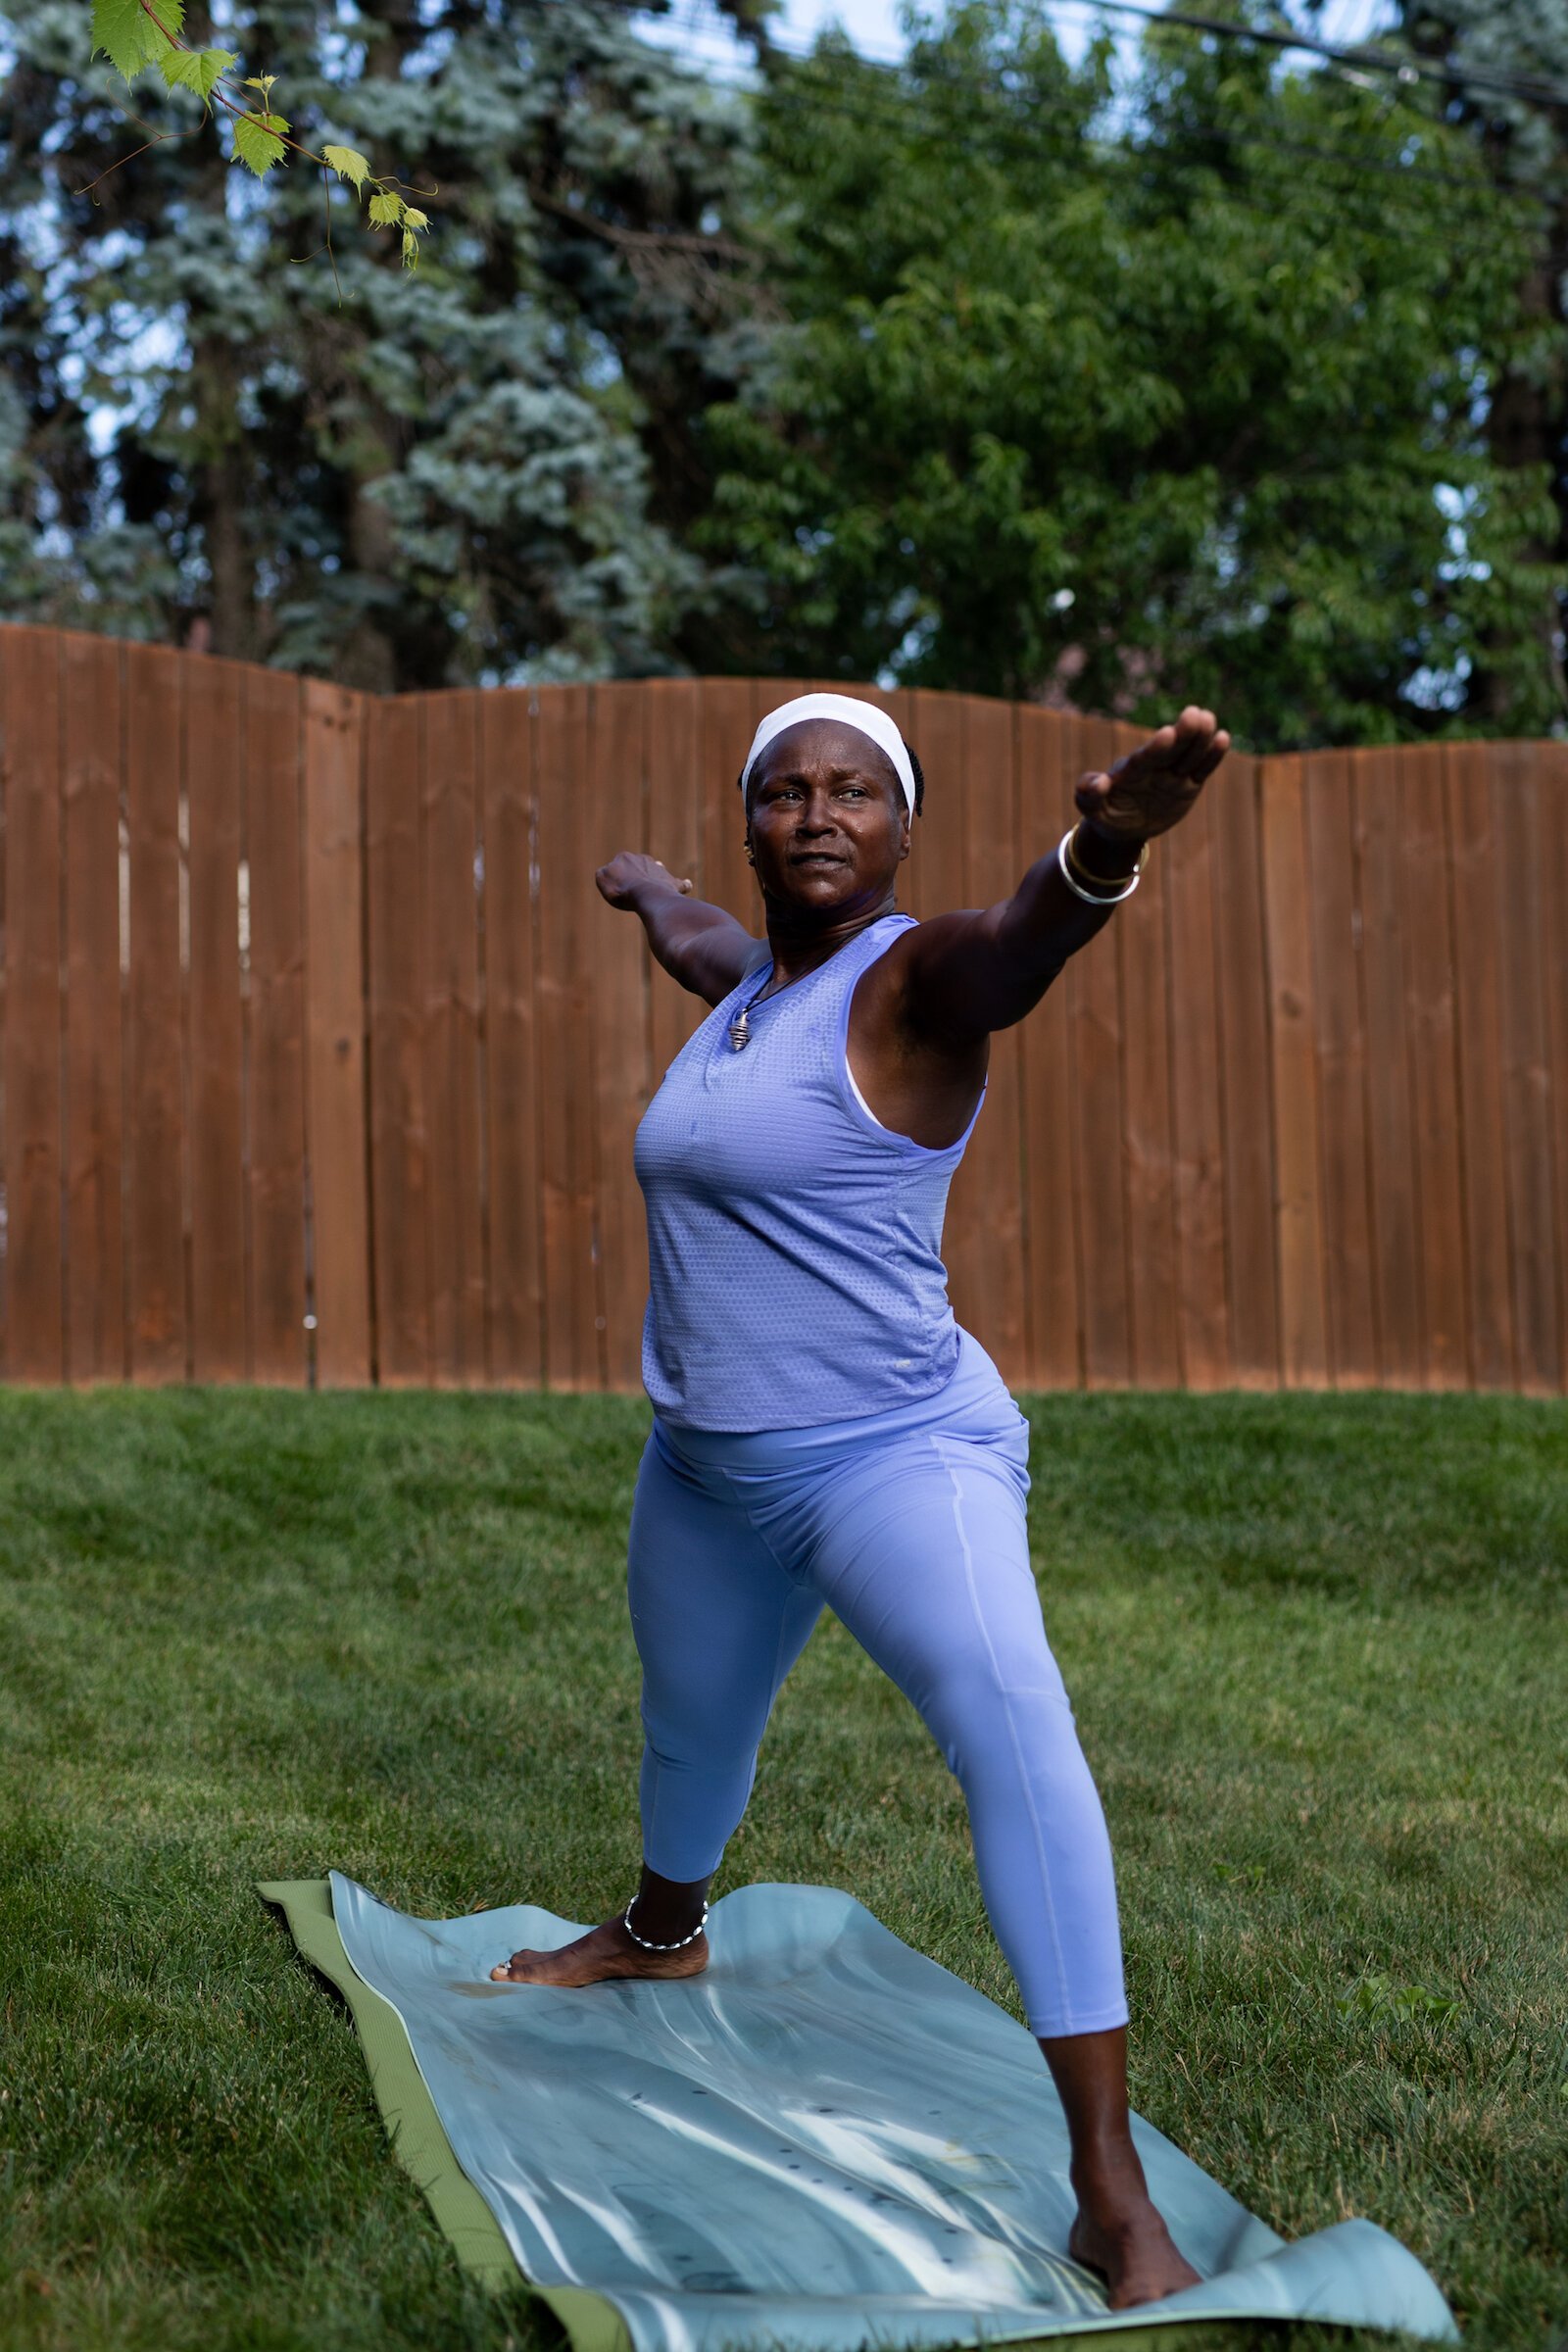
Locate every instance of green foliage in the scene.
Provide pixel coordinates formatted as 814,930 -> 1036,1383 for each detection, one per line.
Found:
160,44 -> 236,98
1,0 -> 760,686
704,0 -> 1563,745
322,142 -> 369,191
230,108 -> 286,177
90,0 -> 183,79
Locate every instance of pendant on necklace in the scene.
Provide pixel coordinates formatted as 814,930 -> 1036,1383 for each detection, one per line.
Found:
728,1010 -> 751,1052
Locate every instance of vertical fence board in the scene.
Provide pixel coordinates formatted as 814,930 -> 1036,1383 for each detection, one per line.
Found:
480,688 -> 543,1385
303,682 -> 371,1385
1209,754 -> 1278,1385
124,644 -> 188,1382
1015,708 -> 1082,1387
1164,786 -> 1230,1389
1070,718 -> 1134,1386
1491,741 -> 1562,1392
367,695 -> 429,1384
1119,805 -> 1182,1388
702,680 -> 760,937
1540,748 -> 1568,1388
1445,741 -> 1516,1389
420,692 -> 486,1386
245,670 -> 307,1384
592,684 -> 654,1392
1357,747 -> 1429,1385
185,657 -> 248,1381
1398,747 -> 1469,1389
910,690 -> 989,1337
535,686 -> 603,1388
1300,754 -> 1377,1386
0,629 -> 65,1381
645,681 -> 708,1086
1261,757 -> 1329,1387
61,632 -> 125,1383
957,694 -> 1027,1386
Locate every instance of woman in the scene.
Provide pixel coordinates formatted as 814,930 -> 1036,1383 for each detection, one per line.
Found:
490,690 -> 1230,2311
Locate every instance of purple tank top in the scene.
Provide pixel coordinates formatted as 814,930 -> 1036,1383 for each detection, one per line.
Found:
633,914 -> 986,1431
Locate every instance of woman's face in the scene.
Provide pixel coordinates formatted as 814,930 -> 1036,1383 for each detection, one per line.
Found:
745,719 -> 909,912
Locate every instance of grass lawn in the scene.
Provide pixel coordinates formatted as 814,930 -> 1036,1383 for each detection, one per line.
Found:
0,1384 -> 1564,2352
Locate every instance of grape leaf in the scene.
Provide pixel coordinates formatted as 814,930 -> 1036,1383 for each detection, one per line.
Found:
322,144 -> 370,191
91,0 -> 183,78
161,43 -> 236,98
401,225 -> 419,267
368,190 -> 405,226
232,110 -> 288,176
401,206 -> 428,230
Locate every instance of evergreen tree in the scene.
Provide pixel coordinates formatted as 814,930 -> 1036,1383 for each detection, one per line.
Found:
0,0 -> 763,687
706,1 -> 1561,745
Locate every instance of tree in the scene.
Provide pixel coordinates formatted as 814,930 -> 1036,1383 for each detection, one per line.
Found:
704,0 -> 1562,745
1394,0 -> 1568,720
0,0 -> 762,688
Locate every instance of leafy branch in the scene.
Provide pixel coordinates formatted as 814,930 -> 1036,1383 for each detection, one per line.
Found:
88,0 -> 433,268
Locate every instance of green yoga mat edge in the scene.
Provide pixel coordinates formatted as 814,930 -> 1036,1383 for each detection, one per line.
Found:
258,1878 -> 634,2352
261,1878 -> 1369,2352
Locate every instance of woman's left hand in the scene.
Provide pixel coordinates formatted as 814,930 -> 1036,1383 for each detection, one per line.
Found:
1074,706 -> 1230,844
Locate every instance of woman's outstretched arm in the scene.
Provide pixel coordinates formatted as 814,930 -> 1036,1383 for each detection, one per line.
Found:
893,706 -> 1230,1044
596,852 -> 764,1005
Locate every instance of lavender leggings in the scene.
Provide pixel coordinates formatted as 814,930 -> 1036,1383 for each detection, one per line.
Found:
626,1334 -> 1128,2038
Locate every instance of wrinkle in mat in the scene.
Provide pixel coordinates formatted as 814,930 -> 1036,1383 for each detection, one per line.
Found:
264,1874 -> 1457,2352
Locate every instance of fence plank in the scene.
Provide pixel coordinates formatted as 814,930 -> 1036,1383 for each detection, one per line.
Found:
420,691 -> 486,1386
1015,707 -> 1082,1387
535,685 -> 603,1388
1398,746 -> 1469,1389
479,688 -> 544,1385
0,628 -> 65,1381
592,683 -> 654,1392
1260,756 -> 1329,1387
61,632 -> 125,1384
1491,741 -> 1562,1393
1355,749 -> 1425,1386
124,643 -> 188,1381
1164,785 -> 1230,1389
366,695 -> 429,1382
909,689 -> 990,1341
185,657 -> 248,1382
1540,747 -> 1568,1390
701,679 -> 759,937
957,693 -> 1026,1386
1300,753 -> 1377,1386
1209,754 -> 1278,1385
645,680 -> 708,1087
1444,741 -> 1516,1388
1119,800 -> 1182,1388
303,682 -> 371,1386
245,669 -> 307,1384
1069,717 -> 1134,1387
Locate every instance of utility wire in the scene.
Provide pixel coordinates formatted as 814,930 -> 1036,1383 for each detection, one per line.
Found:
657,0 -> 1568,115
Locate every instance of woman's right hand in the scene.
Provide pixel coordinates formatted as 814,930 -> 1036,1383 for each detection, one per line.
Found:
595,852 -> 694,909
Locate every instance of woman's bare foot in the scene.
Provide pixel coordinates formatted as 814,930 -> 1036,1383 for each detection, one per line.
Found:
1066,2165 -> 1201,2309
489,1913 -> 710,1985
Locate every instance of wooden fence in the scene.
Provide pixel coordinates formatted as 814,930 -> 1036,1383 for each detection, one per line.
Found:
0,623 -> 1564,1394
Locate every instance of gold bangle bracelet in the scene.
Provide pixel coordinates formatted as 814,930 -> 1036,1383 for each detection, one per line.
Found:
1064,823 -> 1149,894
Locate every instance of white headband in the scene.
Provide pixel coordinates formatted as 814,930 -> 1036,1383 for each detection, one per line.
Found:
740,693 -> 917,817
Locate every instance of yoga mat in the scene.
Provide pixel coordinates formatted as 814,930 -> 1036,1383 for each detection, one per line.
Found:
264,1874 -> 1457,2352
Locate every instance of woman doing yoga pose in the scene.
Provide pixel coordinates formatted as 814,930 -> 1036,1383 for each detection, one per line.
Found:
490,691 -> 1230,2311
